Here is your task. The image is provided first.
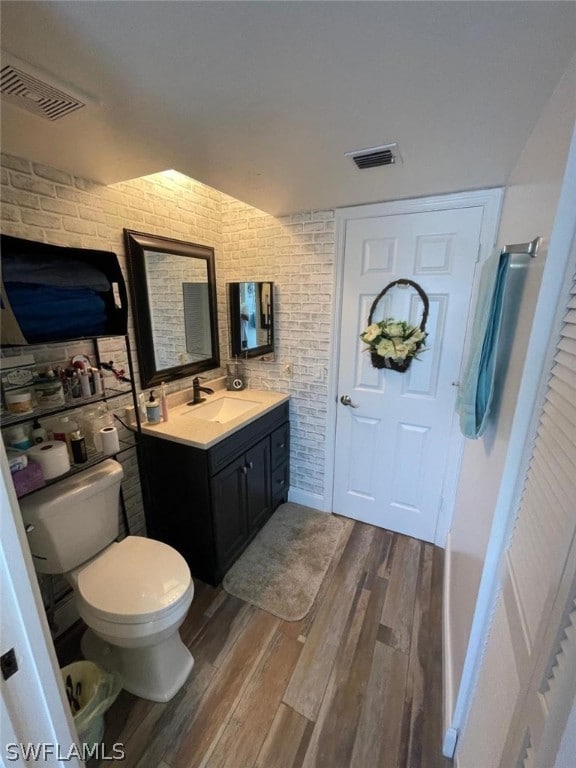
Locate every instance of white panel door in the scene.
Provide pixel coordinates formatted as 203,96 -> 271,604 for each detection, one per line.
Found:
333,206 -> 484,542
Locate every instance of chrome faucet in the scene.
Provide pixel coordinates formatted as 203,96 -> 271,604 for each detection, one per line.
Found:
189,377 -> 214,405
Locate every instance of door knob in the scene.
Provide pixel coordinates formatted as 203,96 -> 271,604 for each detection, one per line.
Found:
340,394 -> 359,408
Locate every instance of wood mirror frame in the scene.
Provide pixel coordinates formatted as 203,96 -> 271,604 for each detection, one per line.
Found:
124,229 -> 220,387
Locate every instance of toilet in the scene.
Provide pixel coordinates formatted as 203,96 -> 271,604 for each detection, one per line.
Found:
20,459 -> 194,703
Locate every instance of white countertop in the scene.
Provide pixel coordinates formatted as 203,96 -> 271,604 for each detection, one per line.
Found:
140,383 -> 289,449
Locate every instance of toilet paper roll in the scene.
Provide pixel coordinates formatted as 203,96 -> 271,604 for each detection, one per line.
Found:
100,425 -> 120,455
28,440 -> 71,480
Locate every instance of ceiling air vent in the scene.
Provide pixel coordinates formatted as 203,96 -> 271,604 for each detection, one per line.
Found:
345,143 -> 402,170
0,52 -> 89,121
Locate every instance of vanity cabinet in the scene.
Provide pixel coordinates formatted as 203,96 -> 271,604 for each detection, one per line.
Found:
140,401 -> 289,585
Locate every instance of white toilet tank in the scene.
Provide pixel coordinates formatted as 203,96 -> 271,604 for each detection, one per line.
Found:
20,459 -> 124,574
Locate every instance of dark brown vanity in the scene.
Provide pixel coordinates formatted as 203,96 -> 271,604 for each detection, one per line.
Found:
122,230 -> 285,586
140,401 -> 289,585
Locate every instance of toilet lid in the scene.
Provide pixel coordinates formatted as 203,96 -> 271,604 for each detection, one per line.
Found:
77,536 -> 192,623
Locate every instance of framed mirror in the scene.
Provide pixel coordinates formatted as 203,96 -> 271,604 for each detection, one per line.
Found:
228,281 -> 274,359
124,230 -> 220,387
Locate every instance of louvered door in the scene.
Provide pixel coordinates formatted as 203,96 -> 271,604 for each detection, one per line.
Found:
183,282 -> 211,358
499,273 -> 576,767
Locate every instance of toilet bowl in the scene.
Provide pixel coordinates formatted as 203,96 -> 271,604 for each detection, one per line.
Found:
73,536 -> 194,701
20,460 -> 195,703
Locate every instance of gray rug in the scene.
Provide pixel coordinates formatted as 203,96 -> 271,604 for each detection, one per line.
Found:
223,502 -> 344,622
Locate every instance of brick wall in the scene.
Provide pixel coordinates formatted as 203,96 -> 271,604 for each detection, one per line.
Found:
1,153 -> 336,527
220,197 -> 335,502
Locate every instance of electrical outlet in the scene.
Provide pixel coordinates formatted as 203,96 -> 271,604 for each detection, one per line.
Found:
283,364 -> 292,376
314,366 -> 328,382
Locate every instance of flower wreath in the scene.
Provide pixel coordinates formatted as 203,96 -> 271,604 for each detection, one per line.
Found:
360,279 -> 429,372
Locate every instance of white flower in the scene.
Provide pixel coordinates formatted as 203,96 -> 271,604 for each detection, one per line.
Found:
386,322 -> 404,337
376,339 -> 395,357
408,328 -> 425,343
391,343 -> 410,360
361,323 -> 381,343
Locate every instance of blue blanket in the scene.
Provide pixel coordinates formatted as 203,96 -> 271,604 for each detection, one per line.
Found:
5,282 -> 107,343
456,250 -> 511,438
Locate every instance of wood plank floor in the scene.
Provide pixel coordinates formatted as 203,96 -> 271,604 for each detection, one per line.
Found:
57,518 -> 451,768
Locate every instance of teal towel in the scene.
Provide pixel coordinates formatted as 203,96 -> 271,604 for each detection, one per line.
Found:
456,249 -> 511,438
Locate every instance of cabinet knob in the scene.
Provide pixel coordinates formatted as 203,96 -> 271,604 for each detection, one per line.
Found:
246,461 -> 254,470
277,479 -> 285,487
277,442 -> 285,449
240,466 -> 248,476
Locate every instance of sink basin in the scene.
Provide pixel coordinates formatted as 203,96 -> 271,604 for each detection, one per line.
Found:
184,397 -> 261,424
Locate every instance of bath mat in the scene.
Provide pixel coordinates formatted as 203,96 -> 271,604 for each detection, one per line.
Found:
223,502 -> 344,622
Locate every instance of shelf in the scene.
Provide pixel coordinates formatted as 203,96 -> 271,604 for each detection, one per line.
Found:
14,435 -> 138,500
1,384 -> 134,429
0,332 -> 130,351
3,332 -> 141,501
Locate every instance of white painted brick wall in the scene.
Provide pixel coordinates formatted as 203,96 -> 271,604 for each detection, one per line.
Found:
220,197 -> 335,501
1,152 -> 337,538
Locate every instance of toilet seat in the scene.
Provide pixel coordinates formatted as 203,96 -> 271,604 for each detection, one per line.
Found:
76,536 -> 192,625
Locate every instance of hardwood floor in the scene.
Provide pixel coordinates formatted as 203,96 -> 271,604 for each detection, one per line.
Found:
58,518 -> 450,768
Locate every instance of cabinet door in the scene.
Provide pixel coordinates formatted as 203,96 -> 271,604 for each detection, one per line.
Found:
212,455 -> 248,574
245,437 -> 272,532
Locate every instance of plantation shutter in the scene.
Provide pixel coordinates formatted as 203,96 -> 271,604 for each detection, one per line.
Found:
501,272 -> 576,767
183,282 -> 211,357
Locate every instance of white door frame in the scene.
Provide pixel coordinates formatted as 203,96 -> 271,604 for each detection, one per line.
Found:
0,443 -> 81,766
325,188 -> 503,546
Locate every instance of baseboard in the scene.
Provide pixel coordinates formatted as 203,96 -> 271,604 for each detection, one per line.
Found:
287,487 -> 329,512
443,531 -> 455,749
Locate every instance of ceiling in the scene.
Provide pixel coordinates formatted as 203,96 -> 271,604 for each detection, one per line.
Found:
1,1 -> 575,216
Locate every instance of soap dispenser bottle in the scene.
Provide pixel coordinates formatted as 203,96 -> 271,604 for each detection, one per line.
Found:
146,391 -> 161,424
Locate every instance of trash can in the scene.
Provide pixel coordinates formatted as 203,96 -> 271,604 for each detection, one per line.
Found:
61,661 -> 121,745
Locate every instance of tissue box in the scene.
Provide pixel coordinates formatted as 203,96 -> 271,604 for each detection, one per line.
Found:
12,459 -> 46,498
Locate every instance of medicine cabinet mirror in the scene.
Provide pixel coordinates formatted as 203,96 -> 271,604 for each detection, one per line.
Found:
124,230 -> 220,388
228,281 -> 274,359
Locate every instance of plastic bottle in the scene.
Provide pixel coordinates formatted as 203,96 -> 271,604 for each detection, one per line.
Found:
80,370 -> 92,398
160,382 -> 169,422
92,367 -> 103,395
53,416 -> 79,461
138,393 -> 147,424
70,371 -> 82,399
31,419 -> 48,444
146,391 -> 161,425
9,426 -> 32,451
